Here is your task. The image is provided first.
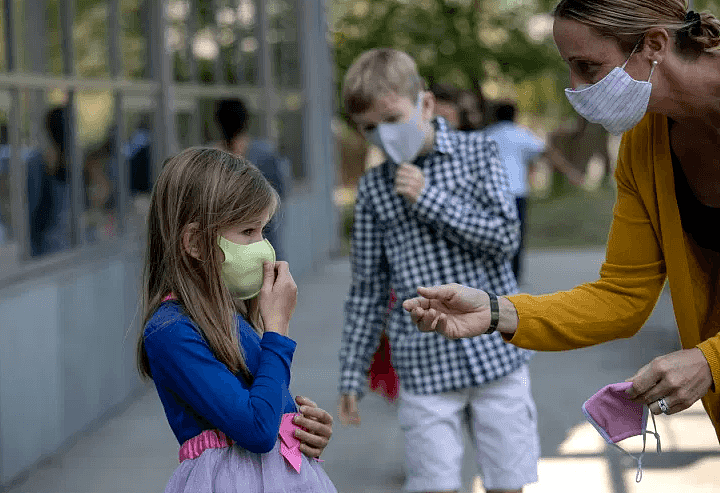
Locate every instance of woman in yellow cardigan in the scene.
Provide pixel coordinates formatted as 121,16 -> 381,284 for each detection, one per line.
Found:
403,0 -> 720,442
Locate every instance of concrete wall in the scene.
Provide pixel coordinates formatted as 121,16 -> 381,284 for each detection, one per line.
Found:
0,243 -> 145,485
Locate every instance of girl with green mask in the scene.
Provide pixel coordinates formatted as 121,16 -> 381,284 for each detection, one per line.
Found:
136,147 -> 337,492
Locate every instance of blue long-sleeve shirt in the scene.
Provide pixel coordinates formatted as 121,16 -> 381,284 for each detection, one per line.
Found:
143,300 -> 298,453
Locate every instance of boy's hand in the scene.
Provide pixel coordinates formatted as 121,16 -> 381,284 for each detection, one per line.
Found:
338,393 -> 361,426
395,163 -> 425,203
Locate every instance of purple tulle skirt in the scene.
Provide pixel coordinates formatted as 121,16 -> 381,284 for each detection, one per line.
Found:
163,438 -> 337,493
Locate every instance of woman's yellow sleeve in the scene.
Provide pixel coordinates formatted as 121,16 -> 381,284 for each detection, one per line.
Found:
697,338 -> 720,390
504,144 -> 667,351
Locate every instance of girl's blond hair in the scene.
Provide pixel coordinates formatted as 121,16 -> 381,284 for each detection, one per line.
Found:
554,0 -> 720,58
136,147 -> 279,383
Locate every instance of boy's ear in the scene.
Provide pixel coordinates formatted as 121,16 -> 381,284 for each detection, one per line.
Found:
182,222 -> 202,260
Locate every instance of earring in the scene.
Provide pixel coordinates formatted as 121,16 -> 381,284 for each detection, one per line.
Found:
648,59 -> 659,81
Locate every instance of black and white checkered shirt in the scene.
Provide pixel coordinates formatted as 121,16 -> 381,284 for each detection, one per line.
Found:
339,117 -> 534,397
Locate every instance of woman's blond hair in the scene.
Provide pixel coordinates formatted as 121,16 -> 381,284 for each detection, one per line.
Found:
136,147 -> 279,383
554,0 -> 720,58
342,48 -> 425,116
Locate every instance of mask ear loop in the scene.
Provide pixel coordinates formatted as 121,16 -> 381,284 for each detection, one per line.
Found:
621,40 -> 642,69
634,407 -> 662,482
606,407 -> 661,483
621,39 -> 659,83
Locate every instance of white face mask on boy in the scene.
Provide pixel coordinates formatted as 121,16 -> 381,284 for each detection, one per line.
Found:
366,95 -> 427,164
564,44 -> 658,136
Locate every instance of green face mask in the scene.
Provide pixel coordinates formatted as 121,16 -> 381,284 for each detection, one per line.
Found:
217,236 -> 276,300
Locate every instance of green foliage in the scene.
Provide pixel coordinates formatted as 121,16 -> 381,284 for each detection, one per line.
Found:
331,0 -> 571,119
526,183 -> 617,248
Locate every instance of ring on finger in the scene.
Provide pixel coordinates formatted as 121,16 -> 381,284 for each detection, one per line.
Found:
657,397 -> 669,414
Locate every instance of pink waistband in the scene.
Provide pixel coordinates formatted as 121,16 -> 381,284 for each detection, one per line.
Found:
179,429 -> 233,463
179,414 -> 324,470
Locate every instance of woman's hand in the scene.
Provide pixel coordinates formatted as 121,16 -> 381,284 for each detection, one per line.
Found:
402,284 -> 494,338
625,348 -> 713,415
259,261 -> 297,336
293,396 -> 333,458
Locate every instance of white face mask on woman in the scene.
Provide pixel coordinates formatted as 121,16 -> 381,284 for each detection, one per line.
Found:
564,45 -> 658,135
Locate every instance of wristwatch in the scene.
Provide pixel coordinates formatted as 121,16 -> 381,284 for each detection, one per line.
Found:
486,292 -> 499,334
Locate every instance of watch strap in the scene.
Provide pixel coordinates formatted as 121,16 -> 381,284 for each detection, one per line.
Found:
486,292 -> 499,334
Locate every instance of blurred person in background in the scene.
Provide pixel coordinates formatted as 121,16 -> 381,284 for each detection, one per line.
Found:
125,115 -> 153,196
484,101 -> 585,283
27,106 -> 72,257
457,88 -> 485,131
215,99 -> 291,261
430,83 -> 462,129
0,124 -> 9,244
82,127 -> 116,240
431,83 -> 486,132
404,0 -> 720,445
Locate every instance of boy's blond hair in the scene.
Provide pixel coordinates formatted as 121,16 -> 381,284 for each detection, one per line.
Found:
342,48 -> 425,116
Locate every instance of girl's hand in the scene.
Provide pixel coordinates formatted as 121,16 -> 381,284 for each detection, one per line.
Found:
259,261 -> 297,336
293,396 -> 333,458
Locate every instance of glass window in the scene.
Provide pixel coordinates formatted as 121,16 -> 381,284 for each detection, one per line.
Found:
275,109 -> 303,180
121,0 -> 149,79
176,111 -> 195,148
196,0 -> 218,83
167,0 -> 193,82
0,100 -> 10,247
13,0 -> 63,75
270,0 -> 300,89
216,0 -> 235,84
0,0 -> 7,73
201,98 -> 220,145
122,108 -> 154,227
234,0 -> 260,85
76,90 -> 118,244
75,0 -> 110,78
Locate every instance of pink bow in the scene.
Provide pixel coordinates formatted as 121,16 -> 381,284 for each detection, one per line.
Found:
278,413 -> 303,473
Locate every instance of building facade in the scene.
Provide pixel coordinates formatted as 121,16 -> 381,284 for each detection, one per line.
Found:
0,0 -> 337,486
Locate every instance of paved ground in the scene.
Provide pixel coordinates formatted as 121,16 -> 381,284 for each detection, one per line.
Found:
4,247 -> 720,493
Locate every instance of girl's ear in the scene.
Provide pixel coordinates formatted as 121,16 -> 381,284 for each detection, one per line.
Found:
182,222 -> 202,260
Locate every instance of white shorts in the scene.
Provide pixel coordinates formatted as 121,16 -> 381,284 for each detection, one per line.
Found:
397,364 -> 540,492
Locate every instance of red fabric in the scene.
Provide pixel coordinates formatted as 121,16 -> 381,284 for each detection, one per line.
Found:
368,290 -> 399,402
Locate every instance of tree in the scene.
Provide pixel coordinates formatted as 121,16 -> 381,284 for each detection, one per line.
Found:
330,0 -> 569,122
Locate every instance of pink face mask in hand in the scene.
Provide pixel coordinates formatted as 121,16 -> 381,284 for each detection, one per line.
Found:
582,381 -> 661,482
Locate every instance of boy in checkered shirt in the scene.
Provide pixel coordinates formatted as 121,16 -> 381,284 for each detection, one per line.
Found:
337,48 -> 540,493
